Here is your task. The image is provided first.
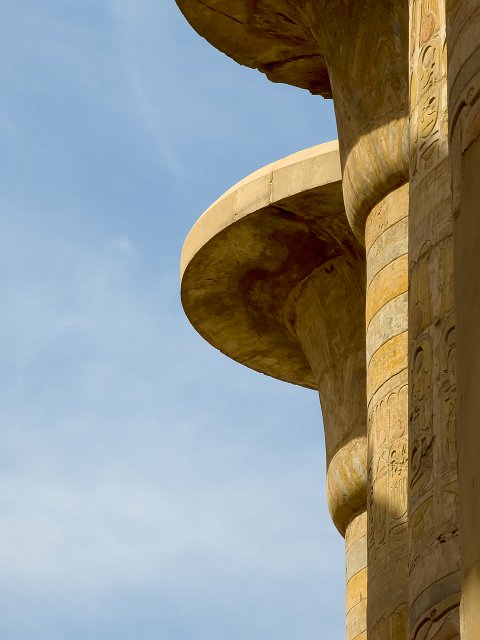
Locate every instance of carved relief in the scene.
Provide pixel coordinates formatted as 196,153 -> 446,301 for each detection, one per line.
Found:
420,0 -> 439,45
372,602 -> 408,640
390,438 -> 408,519
408,2 -> 460,638
369,384 -> 408,565
410,340 -> 434,498
442,481 -> 459,516
419,41 -> 440,96
391,603 -> 409,638
375,449 -> 388,547
410,0 -> 446,176
441,326 -> 457,471
413,597 -> 460,639
410,496 -> 433,546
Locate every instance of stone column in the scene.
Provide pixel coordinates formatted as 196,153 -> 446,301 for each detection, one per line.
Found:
297,4 -> 412,636
447,2 -> 480,637
408,1 -> 461,637
174,2 -> 416,638
290,261 -> 367,640
365,185 -> 410,639
180,142 -> 369,640
345,512 -> 368,640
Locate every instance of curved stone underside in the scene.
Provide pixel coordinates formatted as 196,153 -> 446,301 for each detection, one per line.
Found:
175,0 -> 332,96
181,141 -> 364,390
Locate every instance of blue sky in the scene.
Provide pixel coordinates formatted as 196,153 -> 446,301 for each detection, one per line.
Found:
0,2 -> 343,638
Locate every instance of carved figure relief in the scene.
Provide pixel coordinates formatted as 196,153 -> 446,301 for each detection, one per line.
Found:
367,445 -> 375,554
410,496 -> 433,547
441,326 -> 457,470
390,438 -> 408,519
369,384 -> 408,565
371,602 -> 408,640
413,598 -> 460,639
410,0 -> 446,176
420,0 -> 439,44
419,41 -> 440,96
420,93 -> 439,139
410,341 -> 434,497
442,481 -> 459,516
375,449 -> 388,547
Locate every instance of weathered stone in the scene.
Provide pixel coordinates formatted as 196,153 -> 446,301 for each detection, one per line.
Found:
181,143 -> 368,639
365,185 -> 409,640
447,2 -> 480,637
409,1 -> 461,635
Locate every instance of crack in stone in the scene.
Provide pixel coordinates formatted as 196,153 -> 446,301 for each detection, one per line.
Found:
262,53 -> 324,71
195,0 -> 245,26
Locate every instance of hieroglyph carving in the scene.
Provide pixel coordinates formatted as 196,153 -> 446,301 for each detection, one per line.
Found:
441,326 -> 457,471
371,603 -> 408,640
412,595 -> 460,640
368,384 -> 408,563
410,0 -> 448,177
448,2 -> 480,155
409,1 -> 460,636
409,338 -> 434,500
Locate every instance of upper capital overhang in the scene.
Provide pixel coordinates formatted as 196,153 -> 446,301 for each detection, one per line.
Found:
175,0 -> 332,97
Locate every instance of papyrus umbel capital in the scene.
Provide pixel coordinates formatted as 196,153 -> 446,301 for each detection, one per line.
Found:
181,143 -> 368,639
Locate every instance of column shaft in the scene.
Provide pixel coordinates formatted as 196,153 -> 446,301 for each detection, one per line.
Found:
447,2 -> 480,637
366,184 -> 409,639
290,260 -> 367,640
346,511 -> 367,640
408,1 -> 461,637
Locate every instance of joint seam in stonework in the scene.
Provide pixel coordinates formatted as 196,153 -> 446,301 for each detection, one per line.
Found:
408,231 -> 455,269
410,529 -> 460,575
262,53 -> 324,71
367,369 -> 407,410
409,570 -> 460,606
449,35 -> 480,136
367,253 -> 407,288
366,290 -> 408,334
346,602 -> 366,619
367,246 -> 408,288
314,345 -> 363,388
450,5 -> 480,44
410,573 -> 461,634
366,223 -> 408,286
365,213 -> 408,259
195,0 -> 245,25
346,536 -> 367,560
366,257 -> 408,325
366,327 -> 408,368
346,600 -> 367,618
345,509 -> 367,542
413,601 -> 460,640
346,567 -> 367,592
366,235 -> 408,273
367,338 -> 408,400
